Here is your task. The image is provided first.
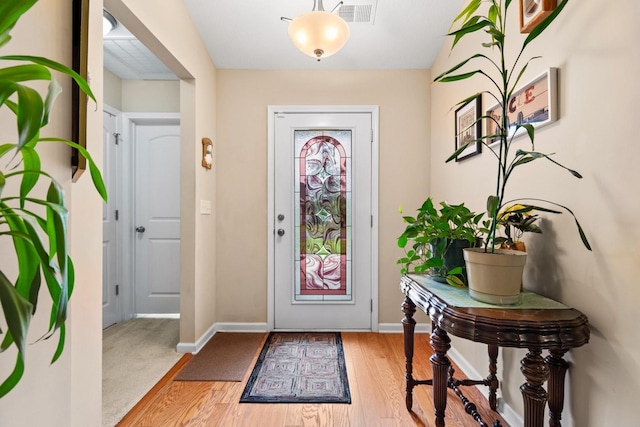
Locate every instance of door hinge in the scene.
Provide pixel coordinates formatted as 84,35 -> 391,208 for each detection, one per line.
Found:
371,129 -> 373,143
114,132 -> 120,145
115,284 -> 119,296
371,299 -> 373,312
115,210 -> 119,221
371,215 -> 373,228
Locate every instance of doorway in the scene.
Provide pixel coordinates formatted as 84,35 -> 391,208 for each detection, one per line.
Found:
268,106 -> 379,331
132,119 -> 181,314
102,107 -> 120,328
102,112 -> 181,327
120,114 -> 181,317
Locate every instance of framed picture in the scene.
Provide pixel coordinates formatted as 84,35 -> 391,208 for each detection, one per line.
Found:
202,138 -> 213,169
71,0 -> 89,181
519,0 -> 557,33
454,95 -> 482,161
485,67 -> 558,146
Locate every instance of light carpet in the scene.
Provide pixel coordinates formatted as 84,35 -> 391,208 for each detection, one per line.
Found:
102,318 -> 182,427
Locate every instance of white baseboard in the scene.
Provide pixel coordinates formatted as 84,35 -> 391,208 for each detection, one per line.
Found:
135,313 -> 180,319
214,322 -> 268,333
176,322 -> 216,354
176,322 -> 268,354
378,323 -> 431,333
448,346 -> 523,426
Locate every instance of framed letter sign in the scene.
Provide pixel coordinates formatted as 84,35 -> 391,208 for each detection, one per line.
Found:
519,0 -> 557,33
454,95 -> 482,161
485,68 -> 558,145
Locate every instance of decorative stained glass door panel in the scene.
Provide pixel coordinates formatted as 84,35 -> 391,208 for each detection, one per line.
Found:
295,130 -> 351,302
274,111 -> 373,330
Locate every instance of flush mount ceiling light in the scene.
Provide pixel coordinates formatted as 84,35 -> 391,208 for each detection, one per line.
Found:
281,1 -> 350,61
103,10 -> 117,37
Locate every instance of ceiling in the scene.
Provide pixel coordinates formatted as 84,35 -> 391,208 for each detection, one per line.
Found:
103,0 -> 465,80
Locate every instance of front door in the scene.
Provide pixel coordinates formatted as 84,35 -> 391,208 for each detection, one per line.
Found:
133,122 -> 181,314
273,110 -> 375,330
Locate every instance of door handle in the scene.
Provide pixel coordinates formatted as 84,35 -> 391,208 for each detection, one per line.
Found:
277,228 -> 285,236
136,226 -> 146,233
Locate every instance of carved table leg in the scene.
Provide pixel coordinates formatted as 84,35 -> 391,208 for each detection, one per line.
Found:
545,350 -> 569,427
487,344 -> 499,411
430,325 -> 451,427
401,296 -> 417,412
520,349 -> 550,427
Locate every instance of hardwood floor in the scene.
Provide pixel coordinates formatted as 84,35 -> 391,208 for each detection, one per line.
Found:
117,333 -> 509,427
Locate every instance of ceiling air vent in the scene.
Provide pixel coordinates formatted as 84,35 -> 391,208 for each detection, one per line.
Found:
338,0 -> 377,24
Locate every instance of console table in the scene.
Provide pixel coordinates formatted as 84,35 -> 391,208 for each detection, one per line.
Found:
400,274 -> 589,427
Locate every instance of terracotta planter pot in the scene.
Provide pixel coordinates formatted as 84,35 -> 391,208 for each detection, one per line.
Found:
463,247 -> 527,305
500,241 -> 526,252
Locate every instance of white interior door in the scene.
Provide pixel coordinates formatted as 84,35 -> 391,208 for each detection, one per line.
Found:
273,111 -> 373,330
134,122 -> 181,314
103,110 -> 119,328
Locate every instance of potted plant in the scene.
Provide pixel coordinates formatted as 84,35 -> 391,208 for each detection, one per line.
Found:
433,0 -> 591,304
497,204 -> 541,251
0,0 -> 106,397
397,198 -> 486,287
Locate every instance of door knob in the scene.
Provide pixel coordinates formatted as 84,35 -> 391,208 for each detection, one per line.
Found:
136,226 -> 146,233
277,228 -> 285,236
277,214 -> 285,221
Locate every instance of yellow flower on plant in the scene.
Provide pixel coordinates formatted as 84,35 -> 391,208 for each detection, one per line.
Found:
497,204 -> 541,245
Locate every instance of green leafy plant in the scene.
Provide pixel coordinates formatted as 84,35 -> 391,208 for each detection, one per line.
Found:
497,203 -> 541,248
433,0 -> 591,253
397,198 -> 487,286
0,0 -> 107,397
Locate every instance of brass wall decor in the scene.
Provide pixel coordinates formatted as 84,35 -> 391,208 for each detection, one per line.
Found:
202,137 -> 213,169
519,0 -> 557,33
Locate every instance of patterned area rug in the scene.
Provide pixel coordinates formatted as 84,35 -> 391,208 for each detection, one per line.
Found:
240,332 -> 351,404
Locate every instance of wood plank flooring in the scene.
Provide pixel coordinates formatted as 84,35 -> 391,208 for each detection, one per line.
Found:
117,333 -> 509,427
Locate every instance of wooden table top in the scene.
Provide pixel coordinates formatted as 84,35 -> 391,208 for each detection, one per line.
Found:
400,274 -> 590,351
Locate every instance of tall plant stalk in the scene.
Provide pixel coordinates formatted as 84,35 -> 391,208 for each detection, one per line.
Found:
434,0 -> 590,253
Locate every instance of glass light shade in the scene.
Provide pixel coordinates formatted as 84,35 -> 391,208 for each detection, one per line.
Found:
103,11 -> 116,37
288,11 -> 350,60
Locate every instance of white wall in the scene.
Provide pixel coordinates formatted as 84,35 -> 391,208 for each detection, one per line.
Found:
430,1 -> 640,425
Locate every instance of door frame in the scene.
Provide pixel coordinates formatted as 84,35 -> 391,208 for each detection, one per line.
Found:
103,104 -> 122,327
120,112 -> 181,320
266,105 -> 380,331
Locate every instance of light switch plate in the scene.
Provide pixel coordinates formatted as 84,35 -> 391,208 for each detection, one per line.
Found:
200,199 -> 211,215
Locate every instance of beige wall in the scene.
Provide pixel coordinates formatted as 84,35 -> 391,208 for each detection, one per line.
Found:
104,68 -> 122,109
1,0 -> 216,425
0,1 -> 104,426
121,79 -> 180,112
103,69 -> 179,112
430,1 -> 640,425
105,0 -> 218,344
215,70 -> 431,325
5,1 -> 635,425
